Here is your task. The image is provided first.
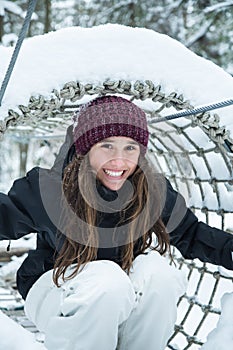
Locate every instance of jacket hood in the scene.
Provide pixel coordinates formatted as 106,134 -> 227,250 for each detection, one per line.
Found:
50,125 -> 76,178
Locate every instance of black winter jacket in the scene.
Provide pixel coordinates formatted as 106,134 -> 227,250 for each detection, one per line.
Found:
0,126 -> 233,299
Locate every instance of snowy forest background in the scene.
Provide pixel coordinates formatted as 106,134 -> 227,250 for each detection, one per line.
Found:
0,0 -> 233,187
1,0 -> 233,75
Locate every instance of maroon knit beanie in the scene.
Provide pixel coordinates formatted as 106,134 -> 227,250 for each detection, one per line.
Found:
73,95 -> 149,155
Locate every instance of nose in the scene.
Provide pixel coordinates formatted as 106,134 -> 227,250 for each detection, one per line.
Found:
109,157 -> 126,168
109,148 -> 126,166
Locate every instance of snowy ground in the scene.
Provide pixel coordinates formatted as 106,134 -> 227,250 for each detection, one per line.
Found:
201,293 -> 233,350
0,310 -> 45,350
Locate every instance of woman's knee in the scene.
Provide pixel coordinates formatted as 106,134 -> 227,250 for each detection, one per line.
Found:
62,260 -> 135,323
66,260 -> 135,303
130,251 -> 187,300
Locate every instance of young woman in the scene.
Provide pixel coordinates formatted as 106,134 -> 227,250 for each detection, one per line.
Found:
0,95 -> 232,350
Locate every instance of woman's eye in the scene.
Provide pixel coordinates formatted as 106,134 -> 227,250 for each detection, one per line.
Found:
101,143 -> 112,149
126,145 -> 136,151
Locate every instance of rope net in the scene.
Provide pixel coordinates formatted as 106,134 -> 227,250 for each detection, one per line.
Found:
0,79 -> 233,349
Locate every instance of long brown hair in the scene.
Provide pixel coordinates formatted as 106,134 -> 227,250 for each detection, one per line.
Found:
53,153 -> 170,286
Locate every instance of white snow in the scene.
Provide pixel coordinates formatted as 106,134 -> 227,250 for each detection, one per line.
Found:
1,33 -> 18,47
0,310 -> 45,350
0,0 -> 23,17
0,24 -> 233,134
0,254 -> 27,286
204,1 -> 233,14
201,293 -> 233,350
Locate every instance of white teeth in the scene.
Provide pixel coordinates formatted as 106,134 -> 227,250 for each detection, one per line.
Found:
104,169 -> 124,177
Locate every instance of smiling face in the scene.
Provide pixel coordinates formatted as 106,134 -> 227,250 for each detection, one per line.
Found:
89,136 -> 140,191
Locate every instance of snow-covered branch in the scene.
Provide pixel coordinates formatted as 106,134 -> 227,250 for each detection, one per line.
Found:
185,18 -> 216,48
204,1 -> 233,14
0,0 -> 24,18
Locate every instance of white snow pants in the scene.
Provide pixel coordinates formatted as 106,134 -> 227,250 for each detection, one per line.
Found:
25,251 -> 187,350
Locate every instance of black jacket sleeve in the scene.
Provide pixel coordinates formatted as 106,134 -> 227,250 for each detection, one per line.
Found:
0,167 -> 58,241
0,125 -> 73,242
162,179 -> 233,270
0,171 -> 39,240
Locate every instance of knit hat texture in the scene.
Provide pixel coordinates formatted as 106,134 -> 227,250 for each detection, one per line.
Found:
73,95 -> 149,155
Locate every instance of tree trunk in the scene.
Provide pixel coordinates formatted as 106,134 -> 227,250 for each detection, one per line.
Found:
19,143 -> 28,177
0,15 -> 4,43
129,3 -> 135,27
44,0 -> 51,33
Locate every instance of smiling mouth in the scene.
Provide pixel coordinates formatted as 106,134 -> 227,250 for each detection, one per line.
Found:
104,169 -> 126,177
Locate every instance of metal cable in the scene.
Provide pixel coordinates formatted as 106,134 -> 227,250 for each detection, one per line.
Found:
0,0 -> 38,107
149,98 -> 233,124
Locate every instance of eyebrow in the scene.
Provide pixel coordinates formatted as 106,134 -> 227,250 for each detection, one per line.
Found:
127,141 -> 139,145
100,138 -> 139,145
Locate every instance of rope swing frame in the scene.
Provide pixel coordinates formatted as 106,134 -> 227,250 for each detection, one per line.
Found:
1,79 -> 233,156
0,0 -> 38,107
0,1 -> 233,133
